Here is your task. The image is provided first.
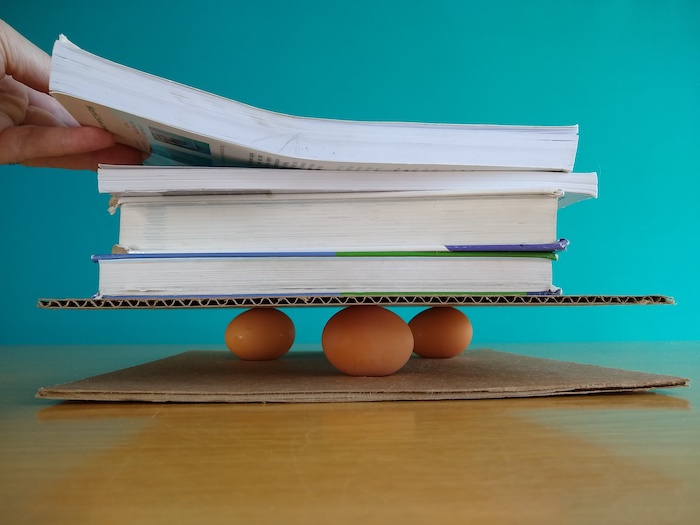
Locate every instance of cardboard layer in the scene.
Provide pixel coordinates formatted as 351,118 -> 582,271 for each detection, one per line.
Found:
37,294 -> 675,309
36,350 -> 689,403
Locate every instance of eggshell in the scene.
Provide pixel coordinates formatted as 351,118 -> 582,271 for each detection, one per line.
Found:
322,305 -> 414,377
224,308 -> 295,360
409,307 -> 473,358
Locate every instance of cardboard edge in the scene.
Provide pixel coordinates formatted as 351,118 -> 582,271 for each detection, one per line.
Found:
37,294 -> 676,309
34,349 -> 690,404
36,385 -> 688,404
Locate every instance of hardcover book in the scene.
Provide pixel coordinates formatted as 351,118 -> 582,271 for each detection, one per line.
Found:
91,251 -> 560,297
111,191 -> 568,254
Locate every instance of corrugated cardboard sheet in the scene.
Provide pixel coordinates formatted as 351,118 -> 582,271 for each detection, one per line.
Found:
37,350 -> 689,403
38,294 -> 674,309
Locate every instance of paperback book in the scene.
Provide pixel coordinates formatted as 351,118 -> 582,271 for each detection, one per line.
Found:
50,36 -> 579,171
97,165 -> 598,207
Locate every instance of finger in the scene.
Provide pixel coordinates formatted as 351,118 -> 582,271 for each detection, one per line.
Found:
22,143 -> 145,171
21,104 -> 69,127
27,84 -> 79,126
0,124 -> 115,164
0,74 -> 79,127
0,74 -> 33,126
0,20 -> 52,93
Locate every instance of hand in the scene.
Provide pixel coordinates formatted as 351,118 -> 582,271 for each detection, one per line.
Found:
0,20 -> 144,170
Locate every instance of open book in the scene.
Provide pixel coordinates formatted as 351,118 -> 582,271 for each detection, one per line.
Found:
50,36 -> 579,171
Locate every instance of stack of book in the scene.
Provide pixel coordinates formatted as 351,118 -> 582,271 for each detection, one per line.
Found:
50,36 -> 598,299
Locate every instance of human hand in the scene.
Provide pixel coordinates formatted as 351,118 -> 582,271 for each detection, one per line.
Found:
0,20 -> 144,170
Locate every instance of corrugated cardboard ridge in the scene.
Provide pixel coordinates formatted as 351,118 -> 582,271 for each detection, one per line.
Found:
37,294 -> 675,310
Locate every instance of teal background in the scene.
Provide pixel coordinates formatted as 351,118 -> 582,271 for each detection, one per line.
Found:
1,0 -> 698,345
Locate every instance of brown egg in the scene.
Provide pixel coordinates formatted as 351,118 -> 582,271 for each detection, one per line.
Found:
224,308 -> 295,360
322,305 -> 414,376
409,307 -> 473,358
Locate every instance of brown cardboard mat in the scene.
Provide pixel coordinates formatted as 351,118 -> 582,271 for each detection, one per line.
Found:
36,349 -> 689,403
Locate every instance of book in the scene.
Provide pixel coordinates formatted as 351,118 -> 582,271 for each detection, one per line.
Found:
97,165 -> 598,208
109,190 -> 569,254
91,252 -> 560,298
50,36 -> 579,172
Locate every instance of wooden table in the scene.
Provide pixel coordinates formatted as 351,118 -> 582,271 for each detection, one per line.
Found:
1,341 -> 699,524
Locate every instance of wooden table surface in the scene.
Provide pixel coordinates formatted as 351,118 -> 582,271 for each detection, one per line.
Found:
2,341 -> 699,524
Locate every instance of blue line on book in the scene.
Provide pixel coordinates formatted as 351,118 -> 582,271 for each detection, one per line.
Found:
92,252 -> 338,261
92,240 -> 569,262
446,239 -> 569,252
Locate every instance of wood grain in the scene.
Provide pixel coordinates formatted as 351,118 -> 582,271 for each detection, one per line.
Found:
2,342 -> 698,524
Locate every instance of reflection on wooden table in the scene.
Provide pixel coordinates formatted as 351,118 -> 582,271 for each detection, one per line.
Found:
1,342 -> 698,524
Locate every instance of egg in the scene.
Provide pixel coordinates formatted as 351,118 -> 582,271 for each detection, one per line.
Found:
322,305 -> 414,376
408,307 -> 473,358
224,308 -> 295,360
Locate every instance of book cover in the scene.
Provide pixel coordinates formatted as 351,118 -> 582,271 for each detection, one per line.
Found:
90,252 -> 568,263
